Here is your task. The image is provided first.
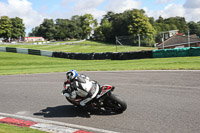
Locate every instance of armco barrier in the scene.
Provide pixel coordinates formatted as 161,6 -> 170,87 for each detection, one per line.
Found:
16,48 -> 28,54
6,47 -> 17,53
0,47 -> 6,52
28,49 -> 41,55
40,50 -> 53,57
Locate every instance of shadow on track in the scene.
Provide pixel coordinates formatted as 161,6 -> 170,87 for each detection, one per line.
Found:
33,105 -> 118,118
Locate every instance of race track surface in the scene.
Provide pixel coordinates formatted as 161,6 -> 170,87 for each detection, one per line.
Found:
0,71 -> 200,133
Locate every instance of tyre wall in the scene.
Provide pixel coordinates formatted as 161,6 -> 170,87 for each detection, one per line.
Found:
1,46 -> 200,60
152,47 -> 200,58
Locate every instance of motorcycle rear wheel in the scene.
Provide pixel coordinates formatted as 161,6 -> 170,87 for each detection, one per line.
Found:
105,94 -> 127,113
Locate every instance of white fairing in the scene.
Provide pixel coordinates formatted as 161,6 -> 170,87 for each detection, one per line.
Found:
64,74 -> 99,106
79,83 -> 99,106
75,78 -> 92,97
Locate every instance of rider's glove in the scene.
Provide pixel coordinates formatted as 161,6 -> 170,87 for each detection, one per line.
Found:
62,89 -> 68,94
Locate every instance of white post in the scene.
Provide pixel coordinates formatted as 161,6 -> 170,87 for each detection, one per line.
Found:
188,30 -> 190,47
115,36 -> 118,52
138,34 -> 141,47
162,32 -> 164,49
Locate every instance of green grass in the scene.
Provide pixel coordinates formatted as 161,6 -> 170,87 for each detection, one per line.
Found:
53,39 -> 79,44
0,123 -> 46,133
0,40 -> 156,53
77,40 -> 115,45
0,52 -> 200,75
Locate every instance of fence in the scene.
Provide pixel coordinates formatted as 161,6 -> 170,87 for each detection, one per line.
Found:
116,35 -> 157,48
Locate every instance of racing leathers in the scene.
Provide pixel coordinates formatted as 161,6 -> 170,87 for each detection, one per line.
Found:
62,74 -> 100,106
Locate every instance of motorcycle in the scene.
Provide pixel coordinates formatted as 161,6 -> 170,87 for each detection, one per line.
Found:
62,82 -> 127,114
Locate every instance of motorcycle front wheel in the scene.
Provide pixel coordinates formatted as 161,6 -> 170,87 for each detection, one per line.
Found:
104,94 -> 127,114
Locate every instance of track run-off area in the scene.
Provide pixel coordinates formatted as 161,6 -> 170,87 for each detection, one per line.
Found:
0,70 -> 200,133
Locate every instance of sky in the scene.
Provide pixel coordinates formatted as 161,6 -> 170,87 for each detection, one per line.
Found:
0,0 -> 200,35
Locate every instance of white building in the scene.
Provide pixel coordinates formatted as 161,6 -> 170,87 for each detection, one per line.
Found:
24,37 -> 45,42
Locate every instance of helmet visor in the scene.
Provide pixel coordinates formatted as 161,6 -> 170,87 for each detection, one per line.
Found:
66,72 -> 73,80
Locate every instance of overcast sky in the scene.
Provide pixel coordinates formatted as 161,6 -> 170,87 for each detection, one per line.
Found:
0,0 -> 200,34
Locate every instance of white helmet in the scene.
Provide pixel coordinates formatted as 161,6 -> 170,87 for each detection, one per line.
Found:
66,70 -> 78,81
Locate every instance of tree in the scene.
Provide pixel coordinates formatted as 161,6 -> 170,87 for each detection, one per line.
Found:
156,16 -> 164,23
128,10 -> 156,46
188,21 -> 200,37
10,17 -> 25,39
68,21 -> 83,39
55,19 -> 70,40
54,18 -> 83,40
93,19 -> 112,41
149,17 -> 155,26
103,11 -> 116,22
0,16 -> 12,40
100,19 -> 113,41
93,26 -> 105,41
154,16 -> 188,33
128,10 -> 155,36
36,19 -> 56,40
80,14 -> 97,39
71,15 -> 84,39
29,26 -> 39,37
93,9 -> 156,45
29,14 -> 97,40
165,17 -> 188,33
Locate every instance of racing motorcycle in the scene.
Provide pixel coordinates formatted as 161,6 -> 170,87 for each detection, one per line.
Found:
62,82 -> 127,114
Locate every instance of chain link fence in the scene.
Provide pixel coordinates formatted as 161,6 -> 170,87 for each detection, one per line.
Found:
115,34 -> 160,52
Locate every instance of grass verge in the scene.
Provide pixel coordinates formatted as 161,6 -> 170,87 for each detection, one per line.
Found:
0,40 -> 156,53
0,123 -> 46,133
0,52 -> 200,75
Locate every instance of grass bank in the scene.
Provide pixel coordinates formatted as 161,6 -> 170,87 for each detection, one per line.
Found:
0,40 -> 156,53
0,52 -> 200,75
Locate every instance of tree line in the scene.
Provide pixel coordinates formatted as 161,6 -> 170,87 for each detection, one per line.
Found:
29,14 -> 97,41
1,9 -> 200,46
0,16 -> 25,41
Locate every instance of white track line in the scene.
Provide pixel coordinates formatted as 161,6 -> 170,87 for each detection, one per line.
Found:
30,123 -> 79,133
0,116 -> 6,119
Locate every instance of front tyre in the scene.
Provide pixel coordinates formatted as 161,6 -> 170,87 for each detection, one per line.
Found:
105,94 -> 127,114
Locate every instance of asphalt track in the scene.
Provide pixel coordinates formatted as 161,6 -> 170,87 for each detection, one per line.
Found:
0,71 -> 200,133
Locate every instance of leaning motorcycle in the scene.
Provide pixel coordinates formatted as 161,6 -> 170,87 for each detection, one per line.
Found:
62,83 -> 127,114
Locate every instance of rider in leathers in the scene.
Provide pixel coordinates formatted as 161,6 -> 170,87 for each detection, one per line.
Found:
62,70 -> 100,106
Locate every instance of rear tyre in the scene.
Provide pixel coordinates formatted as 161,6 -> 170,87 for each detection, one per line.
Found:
105,94 -> 127,113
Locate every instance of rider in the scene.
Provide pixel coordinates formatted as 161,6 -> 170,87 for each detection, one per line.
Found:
62,70 -> 100,106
